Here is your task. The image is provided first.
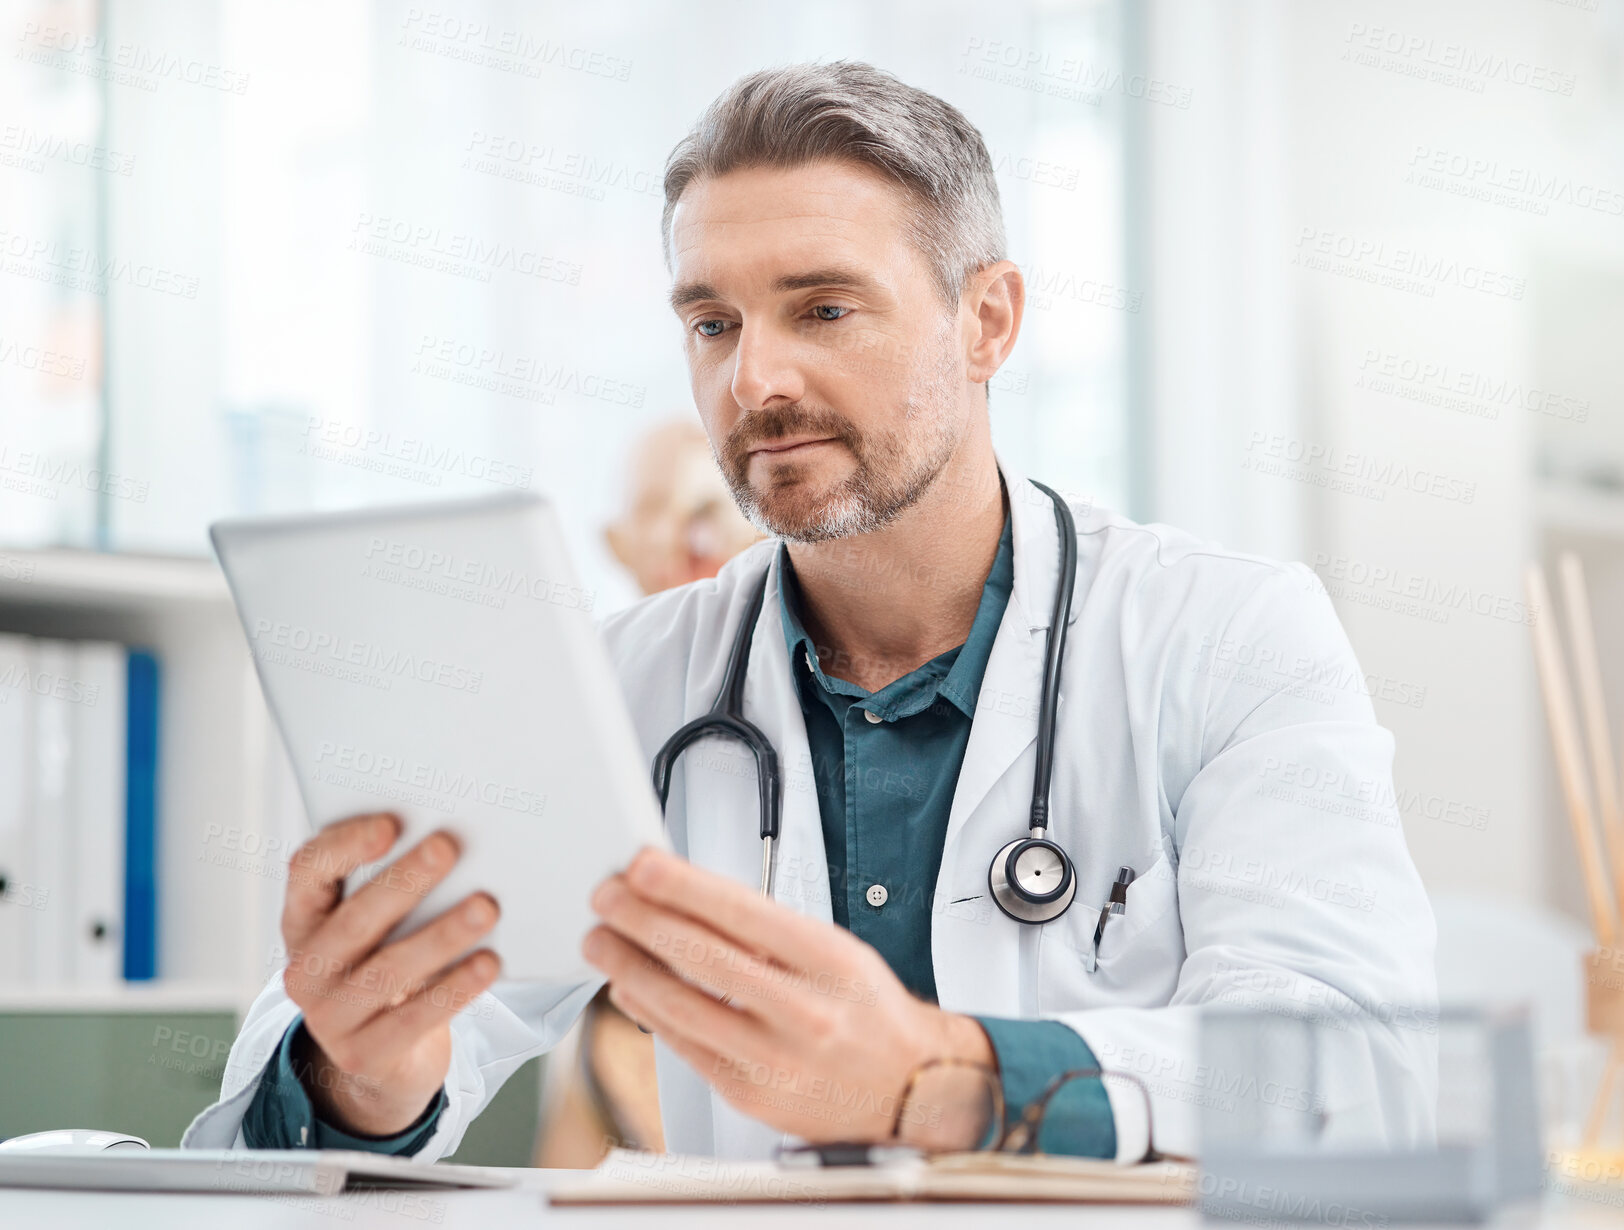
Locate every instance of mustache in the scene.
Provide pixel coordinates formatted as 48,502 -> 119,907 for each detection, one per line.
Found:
721,406 -> 861,464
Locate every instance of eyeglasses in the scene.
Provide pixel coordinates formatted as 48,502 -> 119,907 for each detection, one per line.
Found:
886,1058 -> 1163,1161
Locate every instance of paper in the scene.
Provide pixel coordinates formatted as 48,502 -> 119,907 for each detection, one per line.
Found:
547,1147 -> 1198,1206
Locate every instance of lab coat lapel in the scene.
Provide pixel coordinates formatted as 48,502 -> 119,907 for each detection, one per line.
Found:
941,460 -> 1063,856
746,547 -> 832,922
677,548 -> 828,921
933,462 -> 1076,1015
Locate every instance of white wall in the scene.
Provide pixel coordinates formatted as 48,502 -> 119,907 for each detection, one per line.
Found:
1142,0 -> 1624,918
93,0 -> 1136,617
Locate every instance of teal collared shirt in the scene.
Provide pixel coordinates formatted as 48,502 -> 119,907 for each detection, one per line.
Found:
778,517 -> 1012,997
779,510 -> 1114,1158
245,500 -> 1113,1158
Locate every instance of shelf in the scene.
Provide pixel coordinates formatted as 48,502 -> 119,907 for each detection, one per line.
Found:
1537,480 -> 1624,543
0,981 -> 254,1015
0,544 -> 286,1000
0,547 -> 229,611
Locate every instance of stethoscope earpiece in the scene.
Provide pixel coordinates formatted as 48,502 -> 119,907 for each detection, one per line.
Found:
988,835 -> 1078,923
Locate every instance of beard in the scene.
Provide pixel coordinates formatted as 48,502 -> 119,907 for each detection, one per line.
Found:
714,332 -> 963,544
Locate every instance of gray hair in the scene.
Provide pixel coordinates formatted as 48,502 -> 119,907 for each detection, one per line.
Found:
662,61 -> 1006,306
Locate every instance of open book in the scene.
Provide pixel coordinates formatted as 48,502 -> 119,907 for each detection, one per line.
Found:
548,1148 -> 1198,1206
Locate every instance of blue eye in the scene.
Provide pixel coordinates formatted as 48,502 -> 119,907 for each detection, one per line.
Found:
811,305 -> 849,322
695,320 -> 727,338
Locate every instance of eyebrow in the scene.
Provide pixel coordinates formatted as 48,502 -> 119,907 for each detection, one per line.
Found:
668,265 -> 882,314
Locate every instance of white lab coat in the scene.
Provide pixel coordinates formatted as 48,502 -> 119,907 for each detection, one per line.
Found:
183,459 -> 1438,1162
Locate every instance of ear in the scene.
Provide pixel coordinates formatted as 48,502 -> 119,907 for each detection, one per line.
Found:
962,260 -> 1025,386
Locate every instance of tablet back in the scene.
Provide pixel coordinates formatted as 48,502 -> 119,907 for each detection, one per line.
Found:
210,491 -> 667,982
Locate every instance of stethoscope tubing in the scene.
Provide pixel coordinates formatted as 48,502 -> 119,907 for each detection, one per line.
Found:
648,479 -> 1078,917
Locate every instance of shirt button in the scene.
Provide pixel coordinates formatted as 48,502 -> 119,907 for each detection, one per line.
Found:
804,650 -> 815,672
863,709 -> 882,724
866,884 -> 888,908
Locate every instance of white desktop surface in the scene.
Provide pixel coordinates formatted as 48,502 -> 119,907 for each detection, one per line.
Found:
3,1167 -> 1622,1230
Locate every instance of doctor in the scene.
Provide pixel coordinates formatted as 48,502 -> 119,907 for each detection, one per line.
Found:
186,61 -> 1437,1162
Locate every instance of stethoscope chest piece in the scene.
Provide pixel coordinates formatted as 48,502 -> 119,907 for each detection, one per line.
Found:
988,834 -> 1077,924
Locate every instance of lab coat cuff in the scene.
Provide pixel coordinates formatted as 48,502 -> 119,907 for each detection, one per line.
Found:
1101,1065 -> 1153,1163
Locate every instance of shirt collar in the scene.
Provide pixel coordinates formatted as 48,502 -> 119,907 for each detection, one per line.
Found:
776,508 -> 1015,720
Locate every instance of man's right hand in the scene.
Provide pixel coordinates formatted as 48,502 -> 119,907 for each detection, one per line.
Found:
279,812 -> 502,1136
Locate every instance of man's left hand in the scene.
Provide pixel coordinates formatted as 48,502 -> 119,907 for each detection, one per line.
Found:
582,846 -> 994,1146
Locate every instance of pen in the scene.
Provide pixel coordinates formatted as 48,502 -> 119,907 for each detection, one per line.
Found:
777,1143 -> 925,1168
1090,865 -> 1137,958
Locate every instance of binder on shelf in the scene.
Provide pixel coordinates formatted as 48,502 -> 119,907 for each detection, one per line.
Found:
72,642 -> 127,986
29,640 -> 74,985
0,633 -> 160,987
123,649 -> 159,982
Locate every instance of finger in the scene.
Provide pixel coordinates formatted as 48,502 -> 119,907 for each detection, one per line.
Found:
318,891 -> 500,1034
591,876 -> 805,1018
606,977 -> 825,1134
587,927 -> 767,1063
605,981 -> 653,1034
651,1026 -> 851,1141
640,1021 -> 726,1081
282,813 -> 400,950
305,830 -> 461,970
628,1015 -> 734,1093
620,847 -> 837,975
347,948 -> 502,1060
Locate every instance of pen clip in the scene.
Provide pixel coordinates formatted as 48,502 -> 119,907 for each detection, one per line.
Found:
1089,865 -> 1137,966
1108,864 -> 1136,915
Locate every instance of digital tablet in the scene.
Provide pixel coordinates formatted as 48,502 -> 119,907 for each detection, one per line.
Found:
210,491 -> 669,983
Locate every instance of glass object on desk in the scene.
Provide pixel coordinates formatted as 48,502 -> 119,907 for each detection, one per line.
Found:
890,1058 -> 1159,1159
1198,1005 -> 1543,1224
1199,1004 -> 1342,1148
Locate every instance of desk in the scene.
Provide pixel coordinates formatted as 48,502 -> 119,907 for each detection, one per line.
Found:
5,1168 -> 1624,1229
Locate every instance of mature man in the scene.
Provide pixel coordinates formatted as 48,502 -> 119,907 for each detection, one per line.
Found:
186,61 -> 1436,1162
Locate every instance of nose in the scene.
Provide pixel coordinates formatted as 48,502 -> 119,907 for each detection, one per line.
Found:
730,319 -> 806,413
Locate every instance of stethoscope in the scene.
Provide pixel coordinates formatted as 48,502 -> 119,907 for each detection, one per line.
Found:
650,480 -> 1081,926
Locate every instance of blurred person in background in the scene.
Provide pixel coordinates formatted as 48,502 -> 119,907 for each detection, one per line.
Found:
605,419 -> 763,595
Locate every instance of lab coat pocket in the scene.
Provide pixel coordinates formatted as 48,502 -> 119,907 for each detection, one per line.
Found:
1038,854 -> 1182,1011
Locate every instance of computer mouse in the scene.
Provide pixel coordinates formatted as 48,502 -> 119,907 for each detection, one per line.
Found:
0,1129 -> 150,1153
